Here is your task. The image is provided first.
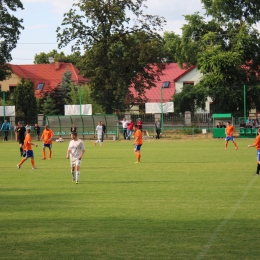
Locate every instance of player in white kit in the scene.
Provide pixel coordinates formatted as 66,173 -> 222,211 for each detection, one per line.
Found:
94,121 -> 104,146
66,132 -> 85,184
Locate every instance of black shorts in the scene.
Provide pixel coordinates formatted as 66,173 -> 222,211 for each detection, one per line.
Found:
18,138 -> 25,145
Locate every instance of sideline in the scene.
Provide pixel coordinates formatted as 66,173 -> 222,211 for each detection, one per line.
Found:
196,176 -> 257,260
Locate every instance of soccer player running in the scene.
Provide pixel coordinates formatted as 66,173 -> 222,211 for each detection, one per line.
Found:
17,129 -> 38,169
66,132 -> 85,184
225,121 -> 238,150
94,121 -> 104,146
248,128 -> 260,175
133,125 -> 143,163
40,125 -> 54,160
17,121 -> 26,156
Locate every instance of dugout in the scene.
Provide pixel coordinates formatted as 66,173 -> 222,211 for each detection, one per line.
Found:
212,113 -> 232,138
45,115 -> 118,139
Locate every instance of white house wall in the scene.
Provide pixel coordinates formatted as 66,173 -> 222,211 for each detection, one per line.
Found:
175,68 -> 203,94
175,68 -> 210,113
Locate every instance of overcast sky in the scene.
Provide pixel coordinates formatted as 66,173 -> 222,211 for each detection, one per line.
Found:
9,0 -> 206,64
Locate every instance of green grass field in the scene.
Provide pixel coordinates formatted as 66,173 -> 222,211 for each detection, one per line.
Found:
1,137 -> 260,260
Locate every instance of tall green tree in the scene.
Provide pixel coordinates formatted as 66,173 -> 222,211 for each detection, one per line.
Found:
42,94 -> 60,115
170,2 -> 260,115
61,69 -> 73,104
57,0 -> 167,114
13,78 -> 37,116
0,0 -> 24,81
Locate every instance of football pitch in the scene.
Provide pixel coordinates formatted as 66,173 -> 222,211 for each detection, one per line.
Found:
1,138 -> 260,260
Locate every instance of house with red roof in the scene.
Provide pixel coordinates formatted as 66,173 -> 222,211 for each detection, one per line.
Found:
0,62 -> 90,97
130,63 -> 210,113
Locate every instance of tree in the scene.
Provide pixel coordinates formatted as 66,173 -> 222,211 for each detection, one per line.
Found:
173,84 -> 207,114
70,84 -> 104,114
34,50 -> 82,67
13,78 -> 37,116
170,1 -> 260,115
0,0 -> 24,81
42,94 -> 60,115
61,69 -> 73,104
57,0 -> 167,114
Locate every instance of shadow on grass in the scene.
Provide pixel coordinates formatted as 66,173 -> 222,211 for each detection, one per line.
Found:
0,217 -> 259,260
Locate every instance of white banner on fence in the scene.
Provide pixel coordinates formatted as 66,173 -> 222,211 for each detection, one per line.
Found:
0,106 -> 15,116
145,102 -> 174,113
65,104 -> 92,115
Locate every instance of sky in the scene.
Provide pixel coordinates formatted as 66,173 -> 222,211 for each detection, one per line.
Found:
10,0 -> 258,65
10,0 -> 206,64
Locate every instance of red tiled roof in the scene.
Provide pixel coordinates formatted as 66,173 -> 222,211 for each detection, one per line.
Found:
9,62 -> 90,97
131,63 -> 195,102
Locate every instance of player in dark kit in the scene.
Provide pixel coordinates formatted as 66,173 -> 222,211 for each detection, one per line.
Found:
17,121 -> 26,156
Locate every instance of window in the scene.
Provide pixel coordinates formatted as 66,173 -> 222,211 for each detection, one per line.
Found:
162,81 -> 170,88
183,81 -> 194,87
37,83 -> 45,90
9,86 -> 16,94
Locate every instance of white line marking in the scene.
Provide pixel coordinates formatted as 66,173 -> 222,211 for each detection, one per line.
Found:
196,177 -> 257,260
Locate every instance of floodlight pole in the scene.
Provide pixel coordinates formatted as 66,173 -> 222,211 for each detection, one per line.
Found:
243,84 -> 246,120
79,86 -> 82,116
3,91 -> 6,121
160,86 -> 164,133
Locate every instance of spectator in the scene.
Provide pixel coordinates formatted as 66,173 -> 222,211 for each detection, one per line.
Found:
136,118 -> 143,131
34,124 -> 41,141
1,120 -> 11,141
71,123 -> 76,133
25,124 -> 31,131
101,121 -> 106,142
240,121 -> 246,128
126,119 -> 134,140
155,118 -> 161,139
118,118 -> 129,140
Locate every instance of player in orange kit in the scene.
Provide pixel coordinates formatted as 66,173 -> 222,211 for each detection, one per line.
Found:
17,129 -> 38,169
133,125 -> 143,163
248,128 -> 260,175
225,121 -> 238,150
40,125 -> 54,159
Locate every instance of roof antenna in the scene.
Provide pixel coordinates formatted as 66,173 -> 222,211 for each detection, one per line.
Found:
48,57 -> 54,63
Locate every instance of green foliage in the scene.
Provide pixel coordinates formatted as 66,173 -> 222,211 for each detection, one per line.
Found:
0,90 -> 14,106
181,125 -> 201,135
61,69 -> 72,104
166,2 -> 260,115
34,49 -> 82,67
42,93 -> 60,115
173,84 -> 206,113
70,84 -> 104,114
0,0 -> 24,81
13,78 -> 37,116
57,0 -> 167,113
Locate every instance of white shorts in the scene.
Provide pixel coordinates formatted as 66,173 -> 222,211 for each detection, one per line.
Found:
97,134 -> 102,140
70,158 -> 82,167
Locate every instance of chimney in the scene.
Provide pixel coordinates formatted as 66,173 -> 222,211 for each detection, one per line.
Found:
55,61 -> 61,70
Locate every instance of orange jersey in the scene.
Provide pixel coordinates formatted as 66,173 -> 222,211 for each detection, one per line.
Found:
23,134 -> 32,151
226,125 -> 234,136
254,135 -> 260,150
41,129 -> 54,144
134,129 -> 143,145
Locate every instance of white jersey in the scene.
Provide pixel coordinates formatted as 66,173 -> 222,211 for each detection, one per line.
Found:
96,125 -> 103,136
120,120 -> 129,128
68,138 -> 85,160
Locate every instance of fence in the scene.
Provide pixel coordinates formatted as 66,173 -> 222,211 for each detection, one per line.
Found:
1,113 -> 253,141
45,114 -> 119,139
